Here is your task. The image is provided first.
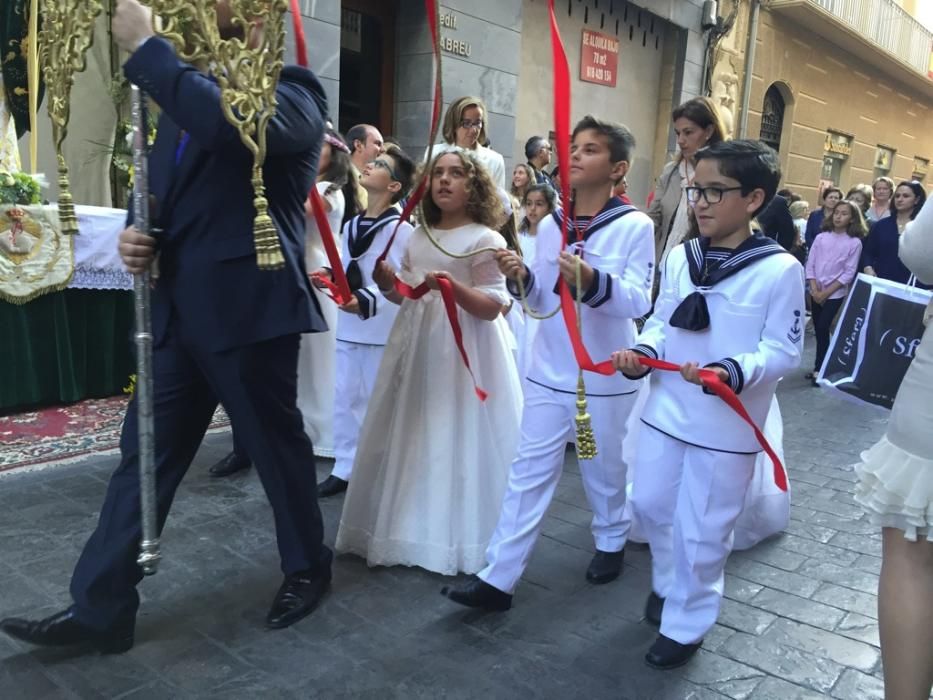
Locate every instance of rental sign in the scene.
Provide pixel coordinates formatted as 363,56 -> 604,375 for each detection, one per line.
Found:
580,29 -> 619,87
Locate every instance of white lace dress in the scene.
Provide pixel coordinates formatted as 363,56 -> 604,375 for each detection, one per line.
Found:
335,223 -> 523,575
855,198 -> 933,541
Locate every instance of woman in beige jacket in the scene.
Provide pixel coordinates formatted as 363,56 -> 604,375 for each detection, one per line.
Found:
646,97 -> 727,269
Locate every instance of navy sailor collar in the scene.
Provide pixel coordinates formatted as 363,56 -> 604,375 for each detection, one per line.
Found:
551,196 -> 637,243
347,207 -> 401,260
670,233 -> 788,331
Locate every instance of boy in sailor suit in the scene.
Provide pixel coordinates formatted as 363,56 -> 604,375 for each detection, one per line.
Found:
443,115 -> 655,610
316,144 -> 415,497
614,140 -> 805,669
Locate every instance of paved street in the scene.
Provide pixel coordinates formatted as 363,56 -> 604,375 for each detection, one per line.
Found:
0,347 -> 900,699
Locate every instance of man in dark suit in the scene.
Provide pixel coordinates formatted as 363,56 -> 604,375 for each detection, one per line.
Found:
0,0 -> 332,653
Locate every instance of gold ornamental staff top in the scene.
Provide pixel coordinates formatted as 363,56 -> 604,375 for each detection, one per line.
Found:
37,0 -> 105,235
147,0 -> 289,270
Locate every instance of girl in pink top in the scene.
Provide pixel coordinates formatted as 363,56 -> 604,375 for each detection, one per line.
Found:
805,200 -> 866,383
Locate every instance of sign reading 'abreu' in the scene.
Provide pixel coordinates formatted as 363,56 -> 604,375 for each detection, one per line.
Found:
440,10 -> 472,58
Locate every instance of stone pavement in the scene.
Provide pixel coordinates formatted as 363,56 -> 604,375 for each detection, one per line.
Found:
0,348 -> 905,699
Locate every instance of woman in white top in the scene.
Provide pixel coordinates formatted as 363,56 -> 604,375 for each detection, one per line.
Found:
428,96 -> 506,189
856,196 -> 933,700
301,130 -> 358,458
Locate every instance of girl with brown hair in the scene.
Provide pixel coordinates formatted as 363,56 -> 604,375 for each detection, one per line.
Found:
335,149 -> 522,575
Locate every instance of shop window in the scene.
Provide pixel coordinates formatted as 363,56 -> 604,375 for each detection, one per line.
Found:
822,131 -> 852,187
874,146 -> 895,180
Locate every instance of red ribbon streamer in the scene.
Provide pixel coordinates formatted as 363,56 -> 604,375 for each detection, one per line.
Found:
290,0 -> 308,68
544,0 -> 785,490
393,276 -> 488,401
290,0 -> 353,306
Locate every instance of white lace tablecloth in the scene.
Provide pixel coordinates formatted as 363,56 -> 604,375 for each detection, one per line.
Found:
72,205 -> 131,291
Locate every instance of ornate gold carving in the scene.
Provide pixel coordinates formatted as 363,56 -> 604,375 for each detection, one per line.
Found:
149,0 -> 288,269
37,0 -> 104,235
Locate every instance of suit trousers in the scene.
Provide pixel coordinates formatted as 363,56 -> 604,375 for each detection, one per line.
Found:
631,425 -> 755,645
69,320 -> 331,630
480,381 -> 638,594
331,340 -> 384,481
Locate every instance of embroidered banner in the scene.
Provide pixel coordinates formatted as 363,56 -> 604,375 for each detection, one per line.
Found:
0,203 -> 74,304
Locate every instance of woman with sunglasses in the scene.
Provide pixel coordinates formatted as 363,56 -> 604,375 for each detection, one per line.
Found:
428,96 -> 506,189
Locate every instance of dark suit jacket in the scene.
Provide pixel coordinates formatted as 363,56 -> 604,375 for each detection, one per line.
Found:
125,37 -> 328,352
756,194 -> 797,251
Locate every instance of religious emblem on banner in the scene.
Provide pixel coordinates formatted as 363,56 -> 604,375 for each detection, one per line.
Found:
0,203 -> 73,304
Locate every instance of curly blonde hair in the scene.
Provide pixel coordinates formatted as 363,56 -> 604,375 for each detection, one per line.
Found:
420,150 -> 504,230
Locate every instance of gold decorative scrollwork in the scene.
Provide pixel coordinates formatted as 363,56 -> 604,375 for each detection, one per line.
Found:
149,0 -> 288,270
37,0 -> 104,235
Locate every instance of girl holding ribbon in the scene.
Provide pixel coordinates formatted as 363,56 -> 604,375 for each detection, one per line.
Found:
334,148 -> 522,576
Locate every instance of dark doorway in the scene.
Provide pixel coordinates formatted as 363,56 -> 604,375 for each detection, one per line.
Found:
760,84 -> 785,153
339,0 -> 397,136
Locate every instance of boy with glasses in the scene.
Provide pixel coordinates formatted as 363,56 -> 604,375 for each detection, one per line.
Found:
316,144 -> 416,497
613,140 -> 805,669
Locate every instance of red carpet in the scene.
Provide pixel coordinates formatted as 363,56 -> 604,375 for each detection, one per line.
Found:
0,396 -> 229,475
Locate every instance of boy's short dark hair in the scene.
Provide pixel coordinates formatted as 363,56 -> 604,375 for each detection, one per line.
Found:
571,115 -> 636,165
383,144 -> 415,203
694,139 -> 781,218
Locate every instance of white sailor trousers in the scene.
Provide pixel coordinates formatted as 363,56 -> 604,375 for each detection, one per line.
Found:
480,380 -> 638,594
631,424 -> 755,645
332,340 -> 384,481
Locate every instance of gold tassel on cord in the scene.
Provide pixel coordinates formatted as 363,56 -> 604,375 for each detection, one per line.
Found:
575,369 -> 597,459
55,155 -> 78,235
572,254 -> 598,458
251,175 -> 284,270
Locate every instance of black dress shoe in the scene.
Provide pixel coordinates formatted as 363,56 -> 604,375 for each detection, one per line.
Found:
644,592 -> 665,627
586,549 -> 624,584
317,475 -> 348,498
266,571 -> 331,629
0,609 -> 134,654
645,634 -> 702,670
209,452 -> 251,478
441,576 -> 512,611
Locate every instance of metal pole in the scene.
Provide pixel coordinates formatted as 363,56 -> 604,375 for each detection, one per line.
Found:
737,0 -> 761,138
130,84 -> 160,576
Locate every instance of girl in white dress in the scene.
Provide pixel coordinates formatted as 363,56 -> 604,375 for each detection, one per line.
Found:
335,149 -> 522,575
301,130 -> 359,458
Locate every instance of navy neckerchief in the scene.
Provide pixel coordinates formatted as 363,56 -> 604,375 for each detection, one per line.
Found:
346,208 -> 400,291
552,195 -> 637,246
550,196 -> 637,296
669,234 -> 788,332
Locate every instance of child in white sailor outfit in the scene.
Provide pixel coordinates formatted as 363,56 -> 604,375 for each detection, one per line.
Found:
614,140 -> 805,669
316,145 -> 416,498
443,115 -> 655,610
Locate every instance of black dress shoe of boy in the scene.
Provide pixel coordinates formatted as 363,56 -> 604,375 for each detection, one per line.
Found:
317,475 -> 349,498
585,549 -> 624,584
645,634 -> 702,670
645,591 -> 665,627
266,571 -> 331,629
0,609 -> 134,654
208,452 -> 252,478
441,576 -> 512,611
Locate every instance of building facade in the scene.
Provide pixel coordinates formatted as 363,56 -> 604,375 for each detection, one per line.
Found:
712,0 -> 933,204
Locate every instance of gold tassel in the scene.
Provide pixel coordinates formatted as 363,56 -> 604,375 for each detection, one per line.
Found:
56,155 -> 78,235
252,178 -> 284,270
575,369 -> 597,459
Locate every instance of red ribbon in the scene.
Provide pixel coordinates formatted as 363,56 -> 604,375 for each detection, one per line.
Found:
545,0 -> 785,490
393,276 -> 488,401
290,0 -> 353,306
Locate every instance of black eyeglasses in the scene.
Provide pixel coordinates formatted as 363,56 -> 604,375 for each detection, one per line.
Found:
685,186 -> 744,205
369,159 -> 400,181
459,119 -> 484,130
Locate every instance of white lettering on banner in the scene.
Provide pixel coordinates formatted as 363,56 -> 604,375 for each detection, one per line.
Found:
440,10 -> 472,58
840,310 -> 866,365
880,328 -> 922,358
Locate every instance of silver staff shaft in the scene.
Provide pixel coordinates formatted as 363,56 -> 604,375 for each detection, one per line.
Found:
130,84 -> 160,576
